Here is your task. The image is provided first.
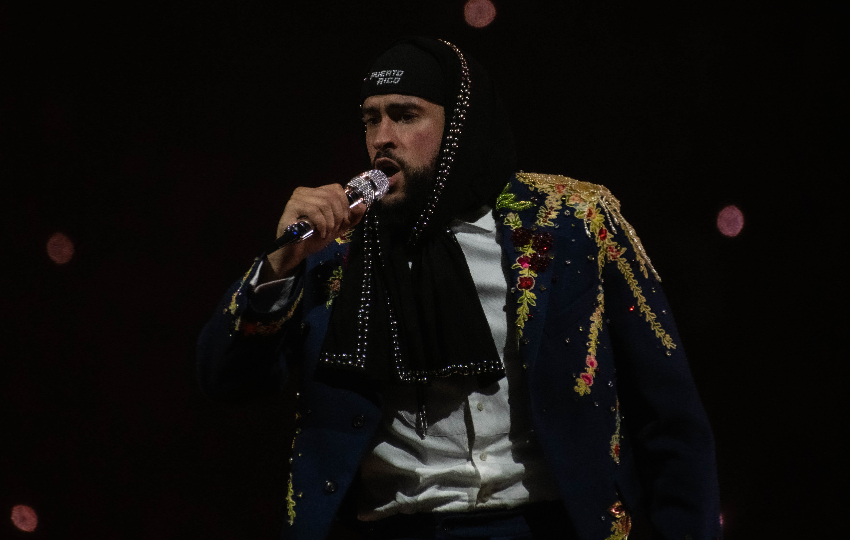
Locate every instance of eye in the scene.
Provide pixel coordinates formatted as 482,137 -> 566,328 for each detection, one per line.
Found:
362,116 -> 380,127
400,112 -> 417,123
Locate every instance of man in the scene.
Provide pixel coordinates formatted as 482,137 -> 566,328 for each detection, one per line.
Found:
198,37 -> 721,540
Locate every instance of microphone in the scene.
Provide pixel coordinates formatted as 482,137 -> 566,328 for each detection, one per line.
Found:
266,169 -> 389,253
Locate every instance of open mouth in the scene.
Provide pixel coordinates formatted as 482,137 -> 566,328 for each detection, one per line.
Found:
374,158 -> 401,184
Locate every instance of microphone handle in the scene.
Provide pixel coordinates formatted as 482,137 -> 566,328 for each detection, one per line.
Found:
265,185 -> 364,254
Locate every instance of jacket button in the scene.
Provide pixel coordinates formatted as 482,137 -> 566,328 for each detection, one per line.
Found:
351,414 -> 365,428
324,480 -> 337,493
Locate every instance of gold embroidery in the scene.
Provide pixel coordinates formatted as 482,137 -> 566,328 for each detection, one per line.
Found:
225,262 -> 258,315
516,172 -> 660,281
616,257 -> 675,349
505,213 -> 538,342
335,228 -> 354,244
496,182 -> 534,211
610,400 -> 621,464
514,173 -> 675,353
605,501 -> 632,540
574,288 -> 604,395
285,472 -> 296,525
236,288 -> 304,336
325,266 -> 344,308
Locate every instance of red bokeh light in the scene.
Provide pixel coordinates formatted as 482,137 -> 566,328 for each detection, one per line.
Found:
47,232 -> 75,264
464,0 -> 496,28
717,205 -> 744,237
11,505 -> 38,532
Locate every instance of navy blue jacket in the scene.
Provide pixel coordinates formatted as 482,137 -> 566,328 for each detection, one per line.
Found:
198,173 -> 721,540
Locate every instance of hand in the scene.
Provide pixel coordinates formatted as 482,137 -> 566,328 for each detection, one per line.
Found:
261,184 -> 367,282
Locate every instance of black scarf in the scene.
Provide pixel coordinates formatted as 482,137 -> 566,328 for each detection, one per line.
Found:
319,38 -> 516,433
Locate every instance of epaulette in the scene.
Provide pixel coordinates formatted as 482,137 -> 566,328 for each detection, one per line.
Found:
514,172 -> 660,282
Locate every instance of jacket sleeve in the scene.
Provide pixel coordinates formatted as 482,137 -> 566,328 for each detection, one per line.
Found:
601,216 -> 721,539
196,257 -> 305,404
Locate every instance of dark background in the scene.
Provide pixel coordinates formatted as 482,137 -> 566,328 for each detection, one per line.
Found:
1,1 -> 844,538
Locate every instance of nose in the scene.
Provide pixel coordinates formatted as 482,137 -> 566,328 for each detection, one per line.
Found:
370,118 -> 397,152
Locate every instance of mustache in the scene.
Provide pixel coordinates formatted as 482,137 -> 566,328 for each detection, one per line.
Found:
372,150 -> 408,170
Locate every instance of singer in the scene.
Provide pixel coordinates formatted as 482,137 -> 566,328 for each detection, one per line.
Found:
198,38 -> 720,540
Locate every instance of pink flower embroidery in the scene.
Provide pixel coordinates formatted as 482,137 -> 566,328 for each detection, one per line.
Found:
569,193 -> 583,204
517,255 -> 531,268
580,372 -> 594,386
586,355 -> 598,369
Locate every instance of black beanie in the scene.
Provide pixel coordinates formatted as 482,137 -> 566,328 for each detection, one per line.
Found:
360,43 -> 447,105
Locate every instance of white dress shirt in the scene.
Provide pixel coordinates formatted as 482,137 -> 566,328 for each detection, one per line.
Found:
250,208 -> 560,520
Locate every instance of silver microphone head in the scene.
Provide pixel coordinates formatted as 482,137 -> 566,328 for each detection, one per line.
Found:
366,169 -> 389,200
347,170 -> 389,209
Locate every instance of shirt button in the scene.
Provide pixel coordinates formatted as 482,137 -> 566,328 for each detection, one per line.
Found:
480,452 -> 488,461
476,402 -> 484,412
324,480 -> 337,493
351,414 -> 365,428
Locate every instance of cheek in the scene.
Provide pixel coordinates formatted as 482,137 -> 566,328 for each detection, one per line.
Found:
411,129 -> 443,164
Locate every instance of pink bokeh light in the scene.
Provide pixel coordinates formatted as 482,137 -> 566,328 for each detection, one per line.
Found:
464,0 -> 496,28
717,205 -> 744,237
47,232 -> 75,264
11,505 -> 38,532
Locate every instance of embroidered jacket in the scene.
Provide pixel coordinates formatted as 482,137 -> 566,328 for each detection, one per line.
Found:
197,173 -> 722,540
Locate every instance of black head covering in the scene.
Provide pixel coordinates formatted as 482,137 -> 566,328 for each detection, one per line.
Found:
320,38 -> 516,435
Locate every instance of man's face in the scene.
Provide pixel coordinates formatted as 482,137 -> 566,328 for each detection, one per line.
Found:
361,94 -> 445,214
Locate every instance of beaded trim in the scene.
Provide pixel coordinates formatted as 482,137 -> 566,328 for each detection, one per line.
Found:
408,40 -> 471,244
319,215 -> 379,369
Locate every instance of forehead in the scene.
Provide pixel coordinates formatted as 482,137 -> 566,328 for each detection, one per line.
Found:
362,94 -> 442,112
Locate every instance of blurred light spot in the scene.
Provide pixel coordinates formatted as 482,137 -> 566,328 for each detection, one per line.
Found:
11,505 -> 38,532
717,205 -> 744,237
47,232 -> 75,264
464,0 -> 496,28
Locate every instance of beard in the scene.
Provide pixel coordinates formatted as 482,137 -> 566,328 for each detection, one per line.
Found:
373,152 -> 437,230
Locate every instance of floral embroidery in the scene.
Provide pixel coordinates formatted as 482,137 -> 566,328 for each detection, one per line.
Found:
496,182 -> 534,212
335,228 -> 354,244
514,173 -> 675,354
285,472 -> 296,525
505,215 -> 557,342
616,257 -> 675,349
225,261 -> 259,316
610,400 -> 622,464
605,501 -> 632,540
574,287 -> 605,395
325,266 -> 344,308
516,172 -> 660,281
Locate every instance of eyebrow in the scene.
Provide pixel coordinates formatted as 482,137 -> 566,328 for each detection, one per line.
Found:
361,101 -> 425,117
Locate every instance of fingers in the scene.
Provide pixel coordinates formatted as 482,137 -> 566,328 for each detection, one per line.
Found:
283,184 -> 350,240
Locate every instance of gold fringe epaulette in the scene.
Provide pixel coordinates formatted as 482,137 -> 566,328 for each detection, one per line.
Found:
515,172 -> 661,282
